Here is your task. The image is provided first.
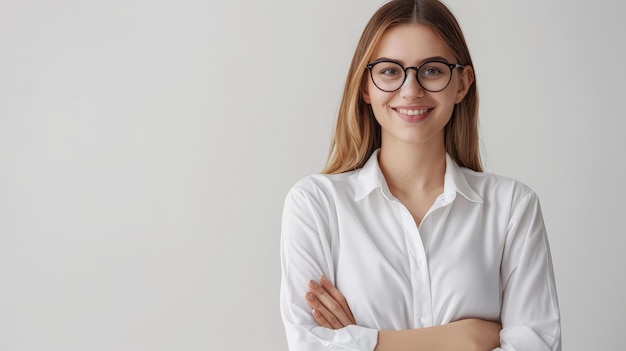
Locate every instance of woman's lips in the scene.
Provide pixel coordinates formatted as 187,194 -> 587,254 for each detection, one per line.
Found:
393,107 -> 432,122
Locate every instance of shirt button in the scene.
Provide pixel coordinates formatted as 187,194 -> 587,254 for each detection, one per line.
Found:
420,317 -> 428,325
417,259 -> 424,267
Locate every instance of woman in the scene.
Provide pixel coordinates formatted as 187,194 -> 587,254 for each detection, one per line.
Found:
280,0 -> 561,350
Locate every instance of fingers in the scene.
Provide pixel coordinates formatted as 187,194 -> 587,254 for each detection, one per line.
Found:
305,291 -> 343,329
319,275 -> 356,324
309,279 -> 352,326
306,277 -> 355,327
312,309 -> 330,328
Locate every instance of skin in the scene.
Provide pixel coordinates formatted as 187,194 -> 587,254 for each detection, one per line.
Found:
363,24 -> 468,153
364,23 -> 475,226
305,24 -> 501,351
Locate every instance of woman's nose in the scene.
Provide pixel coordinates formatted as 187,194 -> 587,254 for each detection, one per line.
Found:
400,68 -> 425,98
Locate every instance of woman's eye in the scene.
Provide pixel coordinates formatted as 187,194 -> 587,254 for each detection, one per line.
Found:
380,68 -> 400,76
421,66 -> 444,77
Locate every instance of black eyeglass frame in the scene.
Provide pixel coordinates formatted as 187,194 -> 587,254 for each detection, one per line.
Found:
366,59 -> 464,93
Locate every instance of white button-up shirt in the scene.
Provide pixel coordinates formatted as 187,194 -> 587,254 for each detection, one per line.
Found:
280,150 -> 561,351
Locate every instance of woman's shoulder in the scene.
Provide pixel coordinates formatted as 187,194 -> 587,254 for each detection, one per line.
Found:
282,170 -> 362,219
287,169 -> 360,200
458,167 -> 538,204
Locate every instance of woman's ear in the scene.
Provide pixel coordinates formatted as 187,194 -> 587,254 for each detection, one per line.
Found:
361,83 -> 371,104
455,65 -> 474,103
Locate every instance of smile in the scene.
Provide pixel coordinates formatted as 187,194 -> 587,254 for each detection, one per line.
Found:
396,108 -> 429,116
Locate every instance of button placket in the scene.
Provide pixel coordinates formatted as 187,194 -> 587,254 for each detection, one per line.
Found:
397,202 -> 434,329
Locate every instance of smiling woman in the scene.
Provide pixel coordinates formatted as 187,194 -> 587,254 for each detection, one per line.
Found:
3,0 -> 625,349
279,0 -> 561,350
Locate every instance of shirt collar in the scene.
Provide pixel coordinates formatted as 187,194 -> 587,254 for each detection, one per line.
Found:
354,150 -> 483,204
355,149 -> 390,201
443,153 -> 483,204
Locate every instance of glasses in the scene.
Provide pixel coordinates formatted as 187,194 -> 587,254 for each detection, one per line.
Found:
366,59 -> 464,93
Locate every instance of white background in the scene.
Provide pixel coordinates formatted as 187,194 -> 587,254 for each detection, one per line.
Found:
1,0 -> 623,350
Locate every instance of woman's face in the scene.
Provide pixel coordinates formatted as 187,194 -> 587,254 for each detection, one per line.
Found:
363,23 -> 473,149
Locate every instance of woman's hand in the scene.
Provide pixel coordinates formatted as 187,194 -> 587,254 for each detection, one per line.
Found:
305,275 -> 356,329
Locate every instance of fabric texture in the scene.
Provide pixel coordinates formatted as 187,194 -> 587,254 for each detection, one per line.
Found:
280,150 -> 561,350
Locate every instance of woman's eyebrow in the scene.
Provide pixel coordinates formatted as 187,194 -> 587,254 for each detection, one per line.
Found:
371,55 -> 451,65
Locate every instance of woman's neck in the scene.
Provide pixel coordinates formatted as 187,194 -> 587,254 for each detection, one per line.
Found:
378,138 -> 446,194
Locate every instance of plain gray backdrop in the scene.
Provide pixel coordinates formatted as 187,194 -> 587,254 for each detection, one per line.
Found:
1,0 -> 623,350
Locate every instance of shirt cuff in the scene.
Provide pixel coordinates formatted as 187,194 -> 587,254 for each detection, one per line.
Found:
285,323 -> 378,351
493,325 -> 561,351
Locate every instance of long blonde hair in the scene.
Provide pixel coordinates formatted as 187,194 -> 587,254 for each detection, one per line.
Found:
322,0 -> 482,174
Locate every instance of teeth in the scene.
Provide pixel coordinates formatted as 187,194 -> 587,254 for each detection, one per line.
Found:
398,108 -> 428,116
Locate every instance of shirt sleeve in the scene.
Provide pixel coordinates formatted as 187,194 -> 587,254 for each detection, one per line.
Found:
495,191 -> 561,351
280,183 -> 379,351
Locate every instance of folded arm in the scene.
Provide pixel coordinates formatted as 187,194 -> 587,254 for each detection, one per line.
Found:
494,192 -> 561,350
280,185 -> 379,351
306,276 -> 501,351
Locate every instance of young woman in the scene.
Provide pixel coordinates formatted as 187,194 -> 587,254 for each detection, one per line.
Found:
280,0 -> 561,350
